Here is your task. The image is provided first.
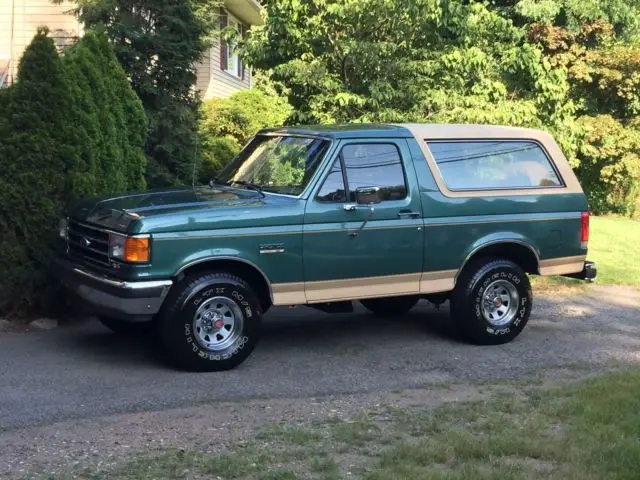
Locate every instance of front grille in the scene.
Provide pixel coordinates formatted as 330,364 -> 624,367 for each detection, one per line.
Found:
67,220 -> 110,266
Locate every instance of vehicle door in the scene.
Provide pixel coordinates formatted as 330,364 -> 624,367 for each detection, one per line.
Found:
302,139 -> 424,302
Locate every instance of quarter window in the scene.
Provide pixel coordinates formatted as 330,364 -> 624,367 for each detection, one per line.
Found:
316,158 -> 347,202
427,141 -> 562,190
317,143 -> 408,203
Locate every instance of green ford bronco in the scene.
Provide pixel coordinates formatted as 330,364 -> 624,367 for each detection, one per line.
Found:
57,124 -> 596,371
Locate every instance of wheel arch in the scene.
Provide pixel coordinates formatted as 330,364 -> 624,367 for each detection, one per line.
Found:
175,257 -> 273,312
457,239 -> 540,280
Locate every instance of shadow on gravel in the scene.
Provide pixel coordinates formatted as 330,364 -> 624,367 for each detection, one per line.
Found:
260,302 -> 455,343
64,302 -> 458,365
56,287 -> 640,370
66,328 -> 163,367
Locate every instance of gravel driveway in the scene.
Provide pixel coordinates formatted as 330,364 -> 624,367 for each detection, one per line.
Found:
0,285 -> 639,477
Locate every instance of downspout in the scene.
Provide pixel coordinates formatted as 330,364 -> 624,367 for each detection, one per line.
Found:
9,0 -> 15,84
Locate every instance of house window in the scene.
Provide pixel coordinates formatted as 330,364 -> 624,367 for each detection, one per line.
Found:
220,11 -> 246,79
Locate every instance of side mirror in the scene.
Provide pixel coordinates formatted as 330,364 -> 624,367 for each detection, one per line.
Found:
355,186 -> 382,205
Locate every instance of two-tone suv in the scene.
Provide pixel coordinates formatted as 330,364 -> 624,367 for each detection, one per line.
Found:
57,124 -> 596,371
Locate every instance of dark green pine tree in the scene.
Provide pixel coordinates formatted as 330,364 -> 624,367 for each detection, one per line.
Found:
63,28 -> 148,194
69,0 -> 222,187
0,28 -> 84,312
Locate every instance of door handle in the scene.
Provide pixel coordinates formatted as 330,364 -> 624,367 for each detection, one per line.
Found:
397,210 -> 421,219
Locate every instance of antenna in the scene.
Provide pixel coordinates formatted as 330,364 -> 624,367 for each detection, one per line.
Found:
192,130 -> 199,189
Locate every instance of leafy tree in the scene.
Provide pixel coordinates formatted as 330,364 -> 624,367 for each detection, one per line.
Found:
576,115 -> 640,216
67,0 -> 223,187
510,0 -> 640,41
247,0 -> 640,215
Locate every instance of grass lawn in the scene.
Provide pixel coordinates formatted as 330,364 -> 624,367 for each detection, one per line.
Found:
53,369 -> 640,480
531,215 -> 640,291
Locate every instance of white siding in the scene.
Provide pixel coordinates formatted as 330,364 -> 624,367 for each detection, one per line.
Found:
1,1 -> 255,98
195,37 -> 251,99
0,0 -> 81,84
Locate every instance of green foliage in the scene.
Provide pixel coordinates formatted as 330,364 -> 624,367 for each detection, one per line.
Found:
69,0 -> 223,187
199,89 -> 292,181
247,0 -> 640,216
0,28 -> 147,315
513,0 -> 640,41
576,115 -> 640,216
246,0 -> 579,154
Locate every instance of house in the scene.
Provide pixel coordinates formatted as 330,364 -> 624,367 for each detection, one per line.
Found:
0,0 -> 83,87
0,0 -> 263,97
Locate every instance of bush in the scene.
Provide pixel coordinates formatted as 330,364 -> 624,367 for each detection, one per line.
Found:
576,115 -> 640,216
198,136 -> 241,184
0,28 -> 147,316
198,89 -> 292,182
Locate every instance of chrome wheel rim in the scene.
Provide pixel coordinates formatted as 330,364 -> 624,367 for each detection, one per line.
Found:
193,296 -> 243,351
481,279 -> 519,327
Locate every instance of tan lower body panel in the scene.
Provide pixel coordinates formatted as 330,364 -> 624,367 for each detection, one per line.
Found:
271,256 -> 586,305
419,269 -> 457,294
538,255 -> 586,276
271,282 -> 306,305
272,270 -> 458,306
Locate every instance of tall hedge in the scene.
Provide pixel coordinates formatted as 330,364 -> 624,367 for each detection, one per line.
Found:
63,29 -> 147,194
0,28 -> 146,315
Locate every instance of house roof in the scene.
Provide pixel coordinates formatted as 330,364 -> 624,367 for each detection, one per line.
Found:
225,0 -> 263,26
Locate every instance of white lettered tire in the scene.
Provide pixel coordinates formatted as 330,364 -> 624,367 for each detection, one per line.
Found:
158,272 -> 262,371
451,258 -> 532,345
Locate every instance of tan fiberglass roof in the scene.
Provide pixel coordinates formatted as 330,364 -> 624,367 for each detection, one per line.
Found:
396,123 -> 582,196
396,123 -> 554,141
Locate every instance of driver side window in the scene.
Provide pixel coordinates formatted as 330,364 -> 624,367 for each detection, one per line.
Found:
316,143 -> 408,203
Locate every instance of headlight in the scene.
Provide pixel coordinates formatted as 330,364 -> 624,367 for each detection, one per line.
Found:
109,234 -> 150,263
109,234 -> 126,261
59,218 -> 68,239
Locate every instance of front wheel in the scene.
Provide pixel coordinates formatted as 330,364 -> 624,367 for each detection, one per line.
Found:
360,295 -> 419,316
158,272 -> 262,371
451,258 -> 532,345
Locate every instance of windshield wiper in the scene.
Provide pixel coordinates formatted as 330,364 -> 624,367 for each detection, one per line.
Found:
231,180 -> 265,197
210,177 -> 265,197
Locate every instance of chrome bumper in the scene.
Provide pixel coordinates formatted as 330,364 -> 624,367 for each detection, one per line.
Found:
57,258 -> 173,321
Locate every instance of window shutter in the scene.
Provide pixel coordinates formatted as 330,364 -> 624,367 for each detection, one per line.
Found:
220,9 -> 228,71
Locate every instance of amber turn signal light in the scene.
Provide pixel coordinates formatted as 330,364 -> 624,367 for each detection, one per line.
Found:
124,237 -> 150,263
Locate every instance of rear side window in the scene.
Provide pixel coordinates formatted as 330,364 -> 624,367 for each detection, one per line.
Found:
427,141 -> 563,190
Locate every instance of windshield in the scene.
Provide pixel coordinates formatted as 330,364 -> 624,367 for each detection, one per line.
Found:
216,135 -> 331,196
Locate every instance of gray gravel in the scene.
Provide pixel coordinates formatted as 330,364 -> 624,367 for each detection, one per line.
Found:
0,285 -> 639,433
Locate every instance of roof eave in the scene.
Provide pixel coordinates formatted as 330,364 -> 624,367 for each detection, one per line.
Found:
224,0 -> 264,26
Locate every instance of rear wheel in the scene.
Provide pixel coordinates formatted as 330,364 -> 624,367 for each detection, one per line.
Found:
158,271 -> 262,371
97,315 -> 151,336
360,295 -> 419,316
451,258 -> 532,345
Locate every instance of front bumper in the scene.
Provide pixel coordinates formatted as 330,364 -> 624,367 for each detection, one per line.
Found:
57,258 -> 173,321
563,260 -> 597,282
